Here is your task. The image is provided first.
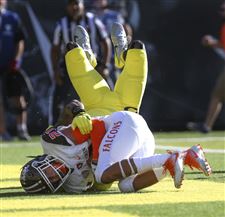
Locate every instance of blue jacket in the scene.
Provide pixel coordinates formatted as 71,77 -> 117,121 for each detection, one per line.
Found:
0,9 -> 25,69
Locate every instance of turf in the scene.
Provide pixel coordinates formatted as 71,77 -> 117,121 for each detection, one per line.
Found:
1,131 -> 225,217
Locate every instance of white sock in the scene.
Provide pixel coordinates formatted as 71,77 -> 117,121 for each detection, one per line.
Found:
153,167 -> 167,181
133,154 -> 170,173
17,124 -> 27,132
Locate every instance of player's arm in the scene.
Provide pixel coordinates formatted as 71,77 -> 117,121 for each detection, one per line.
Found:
56,99 -> 93,135
12,14 -> 26,71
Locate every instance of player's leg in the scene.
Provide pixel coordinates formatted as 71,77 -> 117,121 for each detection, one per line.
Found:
111,23 -> 148,112
65,26 -> 111,110
6,72 -> 30,140
118,168 -> 165,193
94,112 -> 184,189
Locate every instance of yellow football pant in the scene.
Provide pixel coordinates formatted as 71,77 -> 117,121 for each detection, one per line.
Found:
65,47 -> 148,117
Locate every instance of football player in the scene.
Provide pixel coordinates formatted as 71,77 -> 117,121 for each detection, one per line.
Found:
20,110 -> 211,194
55,23 -> 147,131
66,22 -> 147,116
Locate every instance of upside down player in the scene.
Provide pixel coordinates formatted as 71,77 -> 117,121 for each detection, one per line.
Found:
56,22 -> 147,130
66,22 -> 147,116
20,109 -> 211,194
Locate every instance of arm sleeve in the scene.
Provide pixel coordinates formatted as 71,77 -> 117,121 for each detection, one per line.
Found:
220,24 -> 225,50
14,13 -> 26,42
72,119 -> 106,160
90,119 -> 106,160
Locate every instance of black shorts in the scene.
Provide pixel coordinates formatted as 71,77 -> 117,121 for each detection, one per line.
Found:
0,70 -> 25,98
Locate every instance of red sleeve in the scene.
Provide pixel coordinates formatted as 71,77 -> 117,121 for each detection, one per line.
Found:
220,24 -> 225,50
90,119 -> 106,160
71,119 -> 106,160
72,128 -> 90,144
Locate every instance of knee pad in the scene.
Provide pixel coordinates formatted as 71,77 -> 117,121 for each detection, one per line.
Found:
118,175 -> 137,193
129,40 -> 145,49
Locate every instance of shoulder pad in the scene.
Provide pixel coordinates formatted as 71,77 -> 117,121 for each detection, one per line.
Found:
42,126 -> 71,146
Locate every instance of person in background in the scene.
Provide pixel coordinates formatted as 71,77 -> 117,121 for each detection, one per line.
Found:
50,0 -> 112,125
187,1 -> 225,133
0,0 -> 30,141
91,0 -> 133,82
92,0 -> 132,36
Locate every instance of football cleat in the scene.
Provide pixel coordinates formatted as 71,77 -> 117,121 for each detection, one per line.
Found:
111,22 -> 129,67
74,25 -> 96,63
184,144 -> 212,176
17,129 -> 31,141
163,152 -> 184,189
186,122 -> 210,133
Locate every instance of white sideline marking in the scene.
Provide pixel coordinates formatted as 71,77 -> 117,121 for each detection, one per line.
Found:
156,145 -> 225,154
1,141 -> 224,153
156,137 -> 224,142
0,142 -> 40,148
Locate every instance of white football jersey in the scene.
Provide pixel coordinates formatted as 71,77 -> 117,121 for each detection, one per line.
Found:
41,125 -> 94,193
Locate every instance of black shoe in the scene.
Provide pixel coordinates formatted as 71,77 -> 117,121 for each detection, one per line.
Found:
0,132 -> 13,141
186,122 -> 210,133
17,130 -> 31,141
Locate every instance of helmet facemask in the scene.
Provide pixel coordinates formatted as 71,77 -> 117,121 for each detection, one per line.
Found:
20,155 -> 72,193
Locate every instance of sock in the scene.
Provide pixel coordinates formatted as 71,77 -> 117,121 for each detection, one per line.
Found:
17,124 -> 27,132
133,154 -> 171,173
153,167 -> 167,181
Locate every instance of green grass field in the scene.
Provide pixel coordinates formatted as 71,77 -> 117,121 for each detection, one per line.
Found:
1,131 -> 225,217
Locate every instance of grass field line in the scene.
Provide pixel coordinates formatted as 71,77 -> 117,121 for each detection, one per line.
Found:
156,136 -> 224,142
156,144 -> 225,153
1,140 -> 224,153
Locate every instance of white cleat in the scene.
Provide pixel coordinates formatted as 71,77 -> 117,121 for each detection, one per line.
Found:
74,25 -> 95,61
184,144 -> 212,176
163,152 -> 184,189
111,22 -> 129,61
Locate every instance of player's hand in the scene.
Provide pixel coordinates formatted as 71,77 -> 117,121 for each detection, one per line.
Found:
72,112 -> 92,135
10,59 -> 21,72
202,35 -> 218,47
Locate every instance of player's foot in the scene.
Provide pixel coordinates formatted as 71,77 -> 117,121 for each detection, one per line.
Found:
17,130 -> 31,141
74,25 -> 95,61
184,144 -> 212,176
163,152 -> 184,189
111,22 -> 129,67
0,132 -> 13,141
186,122 -> 210,133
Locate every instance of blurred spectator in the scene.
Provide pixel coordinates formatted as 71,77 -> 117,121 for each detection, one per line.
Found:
50,0 -> 112,125
92,0 -> 132,36
109,0 -> 140,33
187,1 -> 225,133
0,0 -> 30,141
91,0 -> 132,82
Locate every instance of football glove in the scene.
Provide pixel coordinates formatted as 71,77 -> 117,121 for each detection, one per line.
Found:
72,112 -> 92,135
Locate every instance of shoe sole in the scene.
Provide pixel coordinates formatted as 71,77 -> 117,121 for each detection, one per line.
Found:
191,145 -> 211,176
174,155 -> 184,189
194,157 -> 211,176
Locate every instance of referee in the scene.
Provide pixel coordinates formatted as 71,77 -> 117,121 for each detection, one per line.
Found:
50,0 -> 112,125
